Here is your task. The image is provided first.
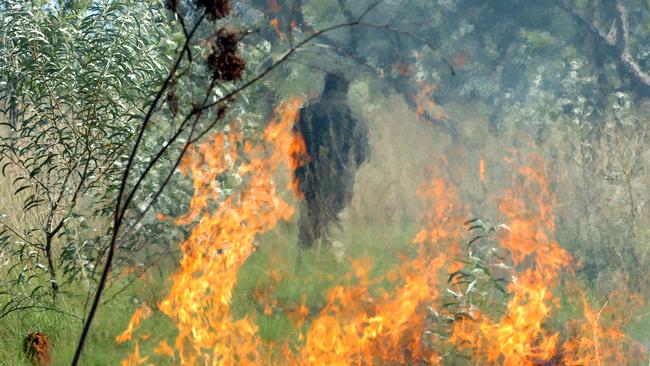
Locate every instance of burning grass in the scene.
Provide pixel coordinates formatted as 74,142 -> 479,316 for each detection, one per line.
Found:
113,100 -> 649,365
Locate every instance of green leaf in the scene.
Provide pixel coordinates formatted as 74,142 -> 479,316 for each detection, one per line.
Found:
14,185 -> 30,195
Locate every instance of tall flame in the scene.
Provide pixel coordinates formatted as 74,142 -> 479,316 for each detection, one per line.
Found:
449,156 -> 645,365
121,98 -> 303,365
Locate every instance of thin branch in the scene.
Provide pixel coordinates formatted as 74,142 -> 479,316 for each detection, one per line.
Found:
555,0 -> 650,88
105,2 -> 453,249
356,21 -> 456,75
0,304 -> 81,321
615,0 -> 650,86
117,85 -> 224,246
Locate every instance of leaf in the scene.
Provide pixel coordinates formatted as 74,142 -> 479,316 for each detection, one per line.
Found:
14,185 -> 30,195
464,218 -> 482,225
465,280 -> 477,295
467,224 -> 485,232
468,235 -> 484,246
23,195 -> 44,212
1,162 -> 11,177
29,285 -> 44,298
448,270 -> 473,283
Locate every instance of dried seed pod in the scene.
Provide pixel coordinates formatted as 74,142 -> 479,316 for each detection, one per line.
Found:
196,0 -> 231,21
24,332 -> 51,366
206,29 -> 245,81
165,0 -> 180,12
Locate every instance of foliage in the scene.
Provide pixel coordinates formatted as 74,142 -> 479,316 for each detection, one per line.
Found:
0,0 -> 175,310
0,0 -> 649,362
428,218 -> 510,362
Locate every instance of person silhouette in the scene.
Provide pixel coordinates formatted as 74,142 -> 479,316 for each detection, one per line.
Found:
293,72 -> 369,250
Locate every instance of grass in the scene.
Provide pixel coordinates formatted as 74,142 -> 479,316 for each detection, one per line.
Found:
0,292 -> 141,365
231,222 -> 421,343
1,220 -> 649,365
0,221 -> 419,365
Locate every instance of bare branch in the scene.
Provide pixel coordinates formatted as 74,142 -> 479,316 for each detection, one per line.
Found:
555,0 -> 650,88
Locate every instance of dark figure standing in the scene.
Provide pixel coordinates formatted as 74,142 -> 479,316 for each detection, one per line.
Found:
294,73 -> 369,250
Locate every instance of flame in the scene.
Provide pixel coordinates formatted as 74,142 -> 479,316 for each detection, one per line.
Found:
270,18 -> 285,41
412,174 -> 466,274
287,254 -> 446,365
116,303 -> 152,344
118,106 -> 647,365
121,342 -> 152,366
284,169 -> 466,365
449,157 -> 646,365
121,98 -> 303,365
412,82 -> 449,122
262,97 -> 308,197
153,340 -> 175,358
449,160 -> 570,365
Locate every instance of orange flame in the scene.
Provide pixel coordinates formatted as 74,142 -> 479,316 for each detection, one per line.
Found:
121,98 -> 303,365
412,82 -> 449,122
116,303 -> 152,344
285,168 -> 466,365
270,18 -> 285,41
287,254 -> 447,365
449,157 -> 646,365
262,97 -> 308,197
119,116 -> 647,365
121,342 -> 151,366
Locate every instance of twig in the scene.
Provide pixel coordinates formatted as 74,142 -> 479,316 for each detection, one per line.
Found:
555,0 -> 650,89
593,299 -> 609,366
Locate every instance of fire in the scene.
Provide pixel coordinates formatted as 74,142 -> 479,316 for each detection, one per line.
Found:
283,169 -> 465,365
448,160 -> 570,364
121,342 -> 150,366
262,97 -> 308,197
118,101 -> 646,364
412,82 -> 449,122
412,174 -> 466,274
287,255 -> 446,365
270,18 -> 285,41
121,98 -> 303,365
116,303 -> 152,344
449,157 -> 646,365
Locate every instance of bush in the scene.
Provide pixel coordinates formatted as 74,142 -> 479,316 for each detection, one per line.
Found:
0,0 -> 174,313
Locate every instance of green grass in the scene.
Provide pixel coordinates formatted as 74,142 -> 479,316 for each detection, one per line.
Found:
0,253 -> 176,365
1,222 -> 649,365
0,293 -> 141,365
0,223 -> 417,365
231,222 -> 420,344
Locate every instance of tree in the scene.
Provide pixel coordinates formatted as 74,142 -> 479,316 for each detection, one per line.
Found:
0,0 -> 175,313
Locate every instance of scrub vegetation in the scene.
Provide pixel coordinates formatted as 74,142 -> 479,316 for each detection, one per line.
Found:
1,0 -> 650,365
